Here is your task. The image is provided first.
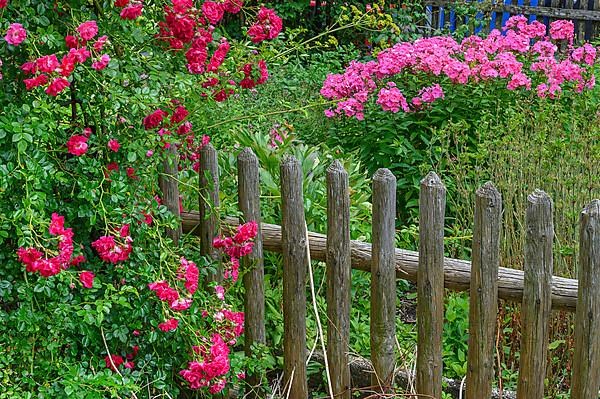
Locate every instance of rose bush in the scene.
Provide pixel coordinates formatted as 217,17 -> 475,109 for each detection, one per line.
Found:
0,0 -> 279,397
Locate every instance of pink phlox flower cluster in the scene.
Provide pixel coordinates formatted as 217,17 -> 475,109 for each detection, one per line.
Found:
180,334 -> 230,391
91,224 -> 133,263
16,213 -> 77,277
322,16 -> 597,119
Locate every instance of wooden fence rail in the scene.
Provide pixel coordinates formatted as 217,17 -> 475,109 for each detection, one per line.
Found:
164,147 -> 600,398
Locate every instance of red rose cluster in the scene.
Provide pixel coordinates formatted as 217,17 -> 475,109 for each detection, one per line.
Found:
153,1 -> 279,102
104,345 -> 139,372
17,214 -> 92,287
21,20 -> 110,96
142,101 -> 210,172
114,0 -> 143,20
148,257 -> 199,331
179,333 -> 231,393
247,7 -> 283,44
212,220 -> 258,281
91,224 -> 133,264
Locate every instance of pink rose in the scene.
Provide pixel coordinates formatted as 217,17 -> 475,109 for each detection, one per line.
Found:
77,20 -> 98,41
107,138 -> 120,152
79,271 -> 95,288
5,23 -> 27,46
66,135 -> 88,156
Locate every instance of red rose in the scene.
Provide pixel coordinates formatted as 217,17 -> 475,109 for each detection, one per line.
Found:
45,77 -> 70,96
143,109 -> 168,130
202,1 -> 224,25
66,135 -> 88,156
79,271 -> 95,288
77,20 -> 98,41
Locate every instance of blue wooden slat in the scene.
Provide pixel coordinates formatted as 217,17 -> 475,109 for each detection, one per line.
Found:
450,9 -> 457,31
501,0 -> 513,29
439,6 -> 446,30
490,7 -> 498,30
475,0 -> 484,33
426,4 -> 433,32
529,0 -> 539,22
543,0 -> 552,26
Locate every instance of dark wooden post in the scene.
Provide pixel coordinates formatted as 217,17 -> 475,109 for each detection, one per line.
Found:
280,156 -> 308,399
370,168 -> 397,391
416,171 -> 446,399
238,148 -> 265,398
517,190 -> 553,399
466,182 -> 502,399
158,145 -> 182,243
570,200 -> 600,399
326,160 -> 352,399
199,143 -> 221,282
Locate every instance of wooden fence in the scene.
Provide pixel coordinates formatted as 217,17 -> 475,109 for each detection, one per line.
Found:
160,145 -> 600,398
423,0 -> 600,41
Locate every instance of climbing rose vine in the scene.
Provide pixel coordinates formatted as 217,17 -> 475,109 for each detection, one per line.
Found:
1,0 -> 280,396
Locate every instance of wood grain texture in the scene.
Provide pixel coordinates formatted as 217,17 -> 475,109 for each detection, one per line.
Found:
570,200 -> 600,399
237,148 -> 265,399
466,182 -> 502,399
416,172 -> 446,399
181,212 -> 580,311
326,160 -> 352,399
280,156 -> 308,399
517,190 -> 553,399
370,168 -> 397,391
199,143 -> 221,282
158,145 -> 182,243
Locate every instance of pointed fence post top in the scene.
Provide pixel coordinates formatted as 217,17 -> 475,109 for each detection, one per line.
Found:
373,168 -> 396,183
527,189 -> 553,207
420,171 -> 445,190
327,159 -> 347,175
238,147 -> 258,164
476,181 -> 501,201
281,154 -> 300,170
582,199 -> 600,217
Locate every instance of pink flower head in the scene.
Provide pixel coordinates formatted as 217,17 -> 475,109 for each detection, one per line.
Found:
77,21 -> 98,41
247,7 -> 282,43
92,54 -> 110,71
91,234 -> 132,263
0,0 -> 7,8
549,20 -> 574,42
36,54 -> 60,74
170,298 -> 192,311
80,271 -> 95,288
66,135 -> 88,156
115,0 -> 129,6
93,35 -> 108,51
148,280 -> 180,302
105,354 -> 124,371
46,77 -> 70,96
108,138 -> 120,152
170,106 -> 189,124
120,3 -> 143,20
202,1 -> 225,25
65,35 -> 79,49
5,23 -> 27,46
224,0 -> 243,13
143,109 -> 168,130
215,285 -> 225,300
158,318 -> 179,332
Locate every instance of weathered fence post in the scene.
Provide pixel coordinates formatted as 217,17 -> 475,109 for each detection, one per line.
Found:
199,143 -> 221,282
370,168 -> 397,391
237,148 -> 265,398
517,190 -> 553,399
570,199 -> 600,399
280,156 -> 308,399
158,145 -> 182,243
416,171 -> 446,399
466,182 -> 502,399
326,160 -> 352,399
